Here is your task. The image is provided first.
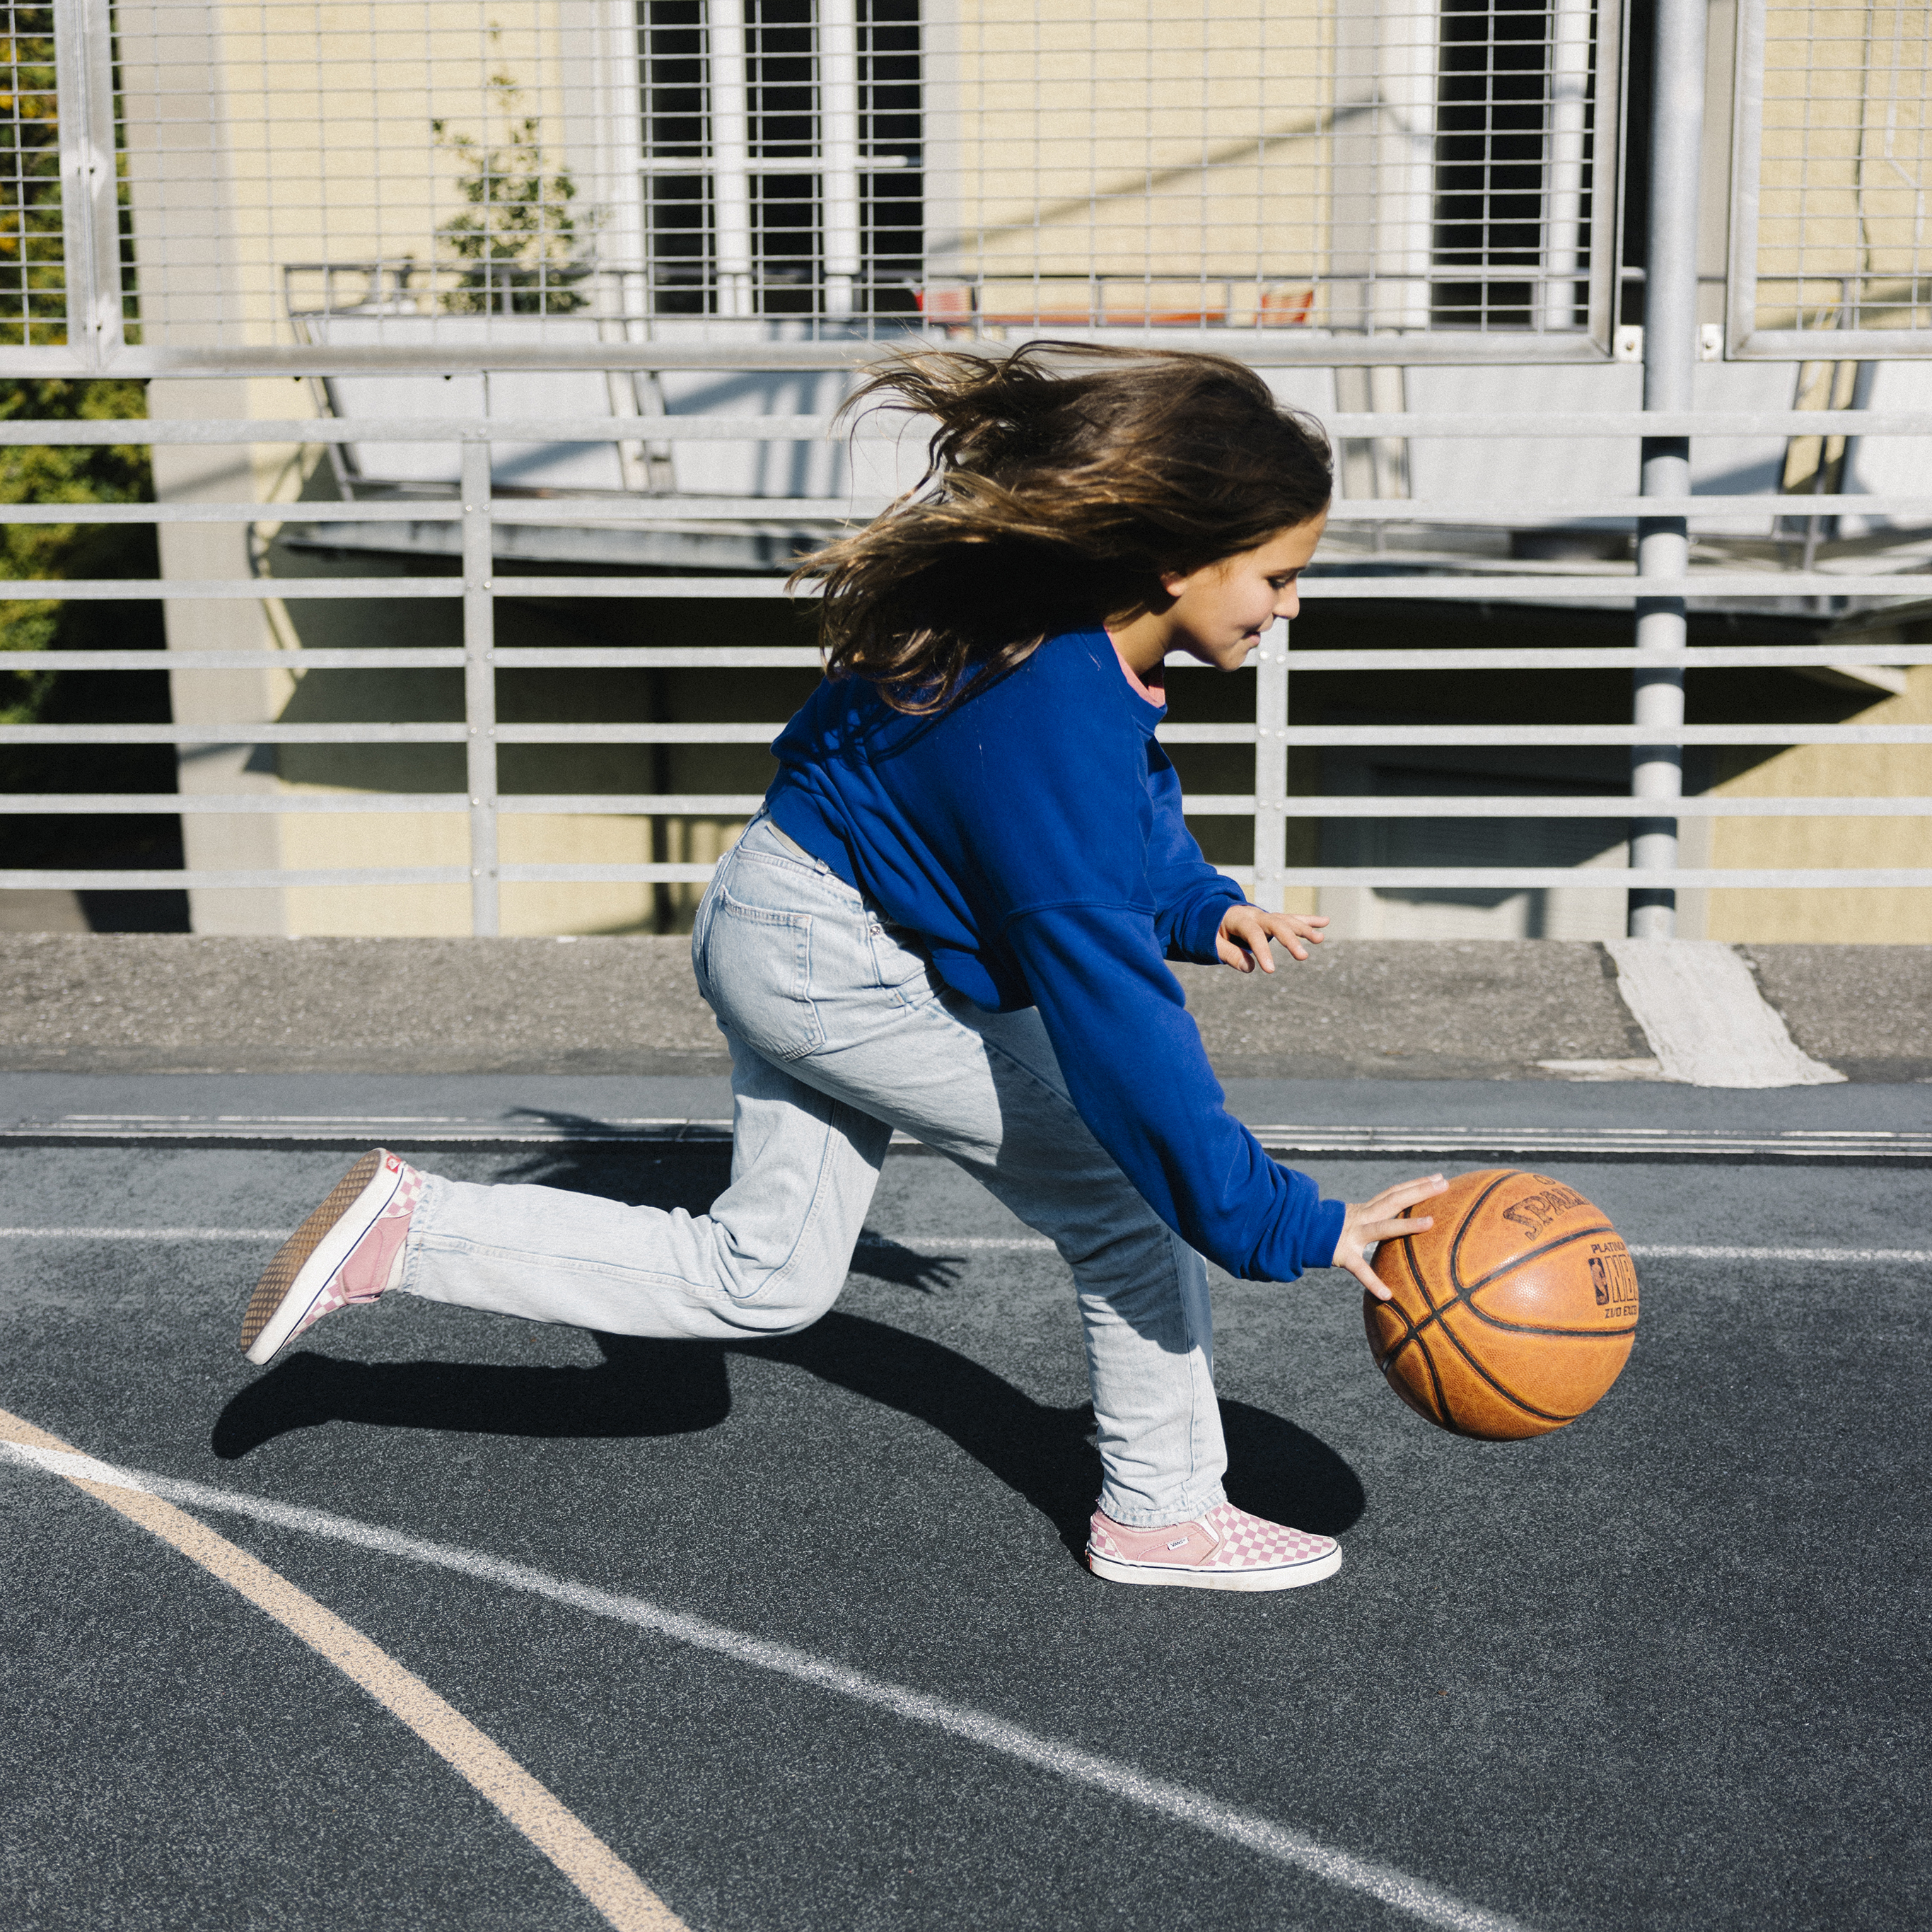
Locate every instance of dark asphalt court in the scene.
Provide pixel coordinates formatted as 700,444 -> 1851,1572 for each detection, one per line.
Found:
3,1081 -> 1929,1931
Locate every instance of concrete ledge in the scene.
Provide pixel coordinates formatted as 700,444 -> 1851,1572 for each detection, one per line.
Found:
6,933 -> 1926,1082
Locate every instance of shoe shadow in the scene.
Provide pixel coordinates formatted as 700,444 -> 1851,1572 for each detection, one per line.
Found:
212,1313 -> 1365,1548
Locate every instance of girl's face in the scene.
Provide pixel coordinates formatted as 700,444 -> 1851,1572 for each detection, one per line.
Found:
1157,513 -> 1327,670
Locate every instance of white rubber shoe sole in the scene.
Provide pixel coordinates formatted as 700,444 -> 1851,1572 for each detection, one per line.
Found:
238,1150 -> 402,1366
1086,1545 -> 1344,1592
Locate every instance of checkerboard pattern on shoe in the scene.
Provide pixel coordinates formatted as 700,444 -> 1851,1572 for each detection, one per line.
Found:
1086,1499 -> 1342,1592
239,1150 -> 424,1367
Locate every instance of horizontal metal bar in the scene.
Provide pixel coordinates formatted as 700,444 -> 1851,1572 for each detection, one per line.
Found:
1292,576 -> 1932,600
11,721 -> 1929,750
1276,869 -> 1932,888
0,868 -> 470,890
0,793 -> 472,813
0,578 -> 462,602
488,648 -> 824,668
7,649 -> 468,670
491,723 -> 784,744
1267,724 -> 1932,746
4,494 -> 1931,530
1274,796 -> 1932,818
1,793 -> 1922,822
0,501 -> 469,525
0,724 -> 468,744
8,644 -> 1926,675
0,338 -> 1654,377
21,863 -> 1924,894
2,411 -> 1932,450
498,863 -> 726,884
491,576 -> 803,599
10,573 -> 1926,607
1279,646 -> 1932,671
495,795 -> 768,815
1324,497 -> 1932,519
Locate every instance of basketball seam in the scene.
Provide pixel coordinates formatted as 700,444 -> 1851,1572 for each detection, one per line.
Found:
1396,1224 -> 1453,1428
1442,1176 -> 1611,1422
1424,1170 -> 1594,1426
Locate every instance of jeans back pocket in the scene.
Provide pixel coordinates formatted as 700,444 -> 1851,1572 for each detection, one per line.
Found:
703,883 -> 823,1061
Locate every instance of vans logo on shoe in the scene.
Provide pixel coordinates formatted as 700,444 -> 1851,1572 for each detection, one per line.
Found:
385,1156 -> 400,1172
1166,1536 -> 1192,1550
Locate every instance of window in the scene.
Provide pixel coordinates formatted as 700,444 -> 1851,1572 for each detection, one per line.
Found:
637,0 -> 923,320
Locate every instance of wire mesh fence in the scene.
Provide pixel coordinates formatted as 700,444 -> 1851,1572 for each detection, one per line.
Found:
1731,0 -> 1932,356
0,0 -> 1635,371
1,1 -> 1930,943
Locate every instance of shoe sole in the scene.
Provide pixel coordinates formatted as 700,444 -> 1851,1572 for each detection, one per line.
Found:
1086,1545 -> 1343,1592
238,1150 -> 400,1366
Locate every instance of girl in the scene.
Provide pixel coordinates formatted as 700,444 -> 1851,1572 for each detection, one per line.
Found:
238,344 -> 1447,1593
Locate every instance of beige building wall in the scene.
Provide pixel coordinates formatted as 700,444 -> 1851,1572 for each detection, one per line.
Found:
1706,660 -> 1932,943
936,0 -> 1334,323
1750,0 -> 1932,334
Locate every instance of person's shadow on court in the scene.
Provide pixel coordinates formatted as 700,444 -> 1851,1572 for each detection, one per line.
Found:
210,1133 -> 1366,1554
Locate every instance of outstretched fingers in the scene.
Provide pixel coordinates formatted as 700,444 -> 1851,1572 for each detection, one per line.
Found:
1334,1172 -> 1450,1300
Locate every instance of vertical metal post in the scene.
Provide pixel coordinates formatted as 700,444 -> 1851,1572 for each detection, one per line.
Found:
1628,0 -> 1706,939
819,0 -> 861,322
462,439 -> 500,937
1537,0 -> 1594,332
53,0 -> 127,372
709,0 -> 756,318
1252,621 -> 1290,911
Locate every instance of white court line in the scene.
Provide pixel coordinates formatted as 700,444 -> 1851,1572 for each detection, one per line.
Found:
4,1228 -> 1930,1266
0,1441 -> 1532,1932
0,1424 -> 681,1931
0,1226 -> 290,1240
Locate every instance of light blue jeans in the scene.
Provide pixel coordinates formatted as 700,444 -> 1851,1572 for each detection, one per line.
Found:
400,813 -> 1226,1526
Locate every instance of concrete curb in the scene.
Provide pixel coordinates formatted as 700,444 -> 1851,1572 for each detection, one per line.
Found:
3,933 -> 1928,1084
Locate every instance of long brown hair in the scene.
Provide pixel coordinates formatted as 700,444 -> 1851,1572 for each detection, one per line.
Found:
789,342 -> 1332,714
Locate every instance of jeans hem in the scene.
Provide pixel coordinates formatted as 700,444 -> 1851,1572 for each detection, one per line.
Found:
1094,1483 -> 1228,1530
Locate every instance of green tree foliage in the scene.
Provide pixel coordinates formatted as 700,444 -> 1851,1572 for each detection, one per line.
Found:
433,71 -> 598,313
0,13 -> 156,727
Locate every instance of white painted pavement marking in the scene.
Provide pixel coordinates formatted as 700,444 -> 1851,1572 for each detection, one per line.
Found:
0,1226 -> 291,1240
1604,938 -> 1845,1088
3,1228 -> 1931,1265
0,1441 -> 1535,1932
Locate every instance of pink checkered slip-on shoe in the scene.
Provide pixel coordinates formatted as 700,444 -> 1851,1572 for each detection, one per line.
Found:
238,1149 -> 424,1367
1086,1501 -> 1342,1592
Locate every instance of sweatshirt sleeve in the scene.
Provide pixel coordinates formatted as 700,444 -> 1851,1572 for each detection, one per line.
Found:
1001,902 -> 1346,1281
1143,743 -> 1244,963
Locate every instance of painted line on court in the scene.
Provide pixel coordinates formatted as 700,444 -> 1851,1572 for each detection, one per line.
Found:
4,1226 -> 1931,1267
1,1438 -> 1535,1932
0,1409 -> 684,1932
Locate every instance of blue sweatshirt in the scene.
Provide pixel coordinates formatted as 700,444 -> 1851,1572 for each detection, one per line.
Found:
765,628 -> 1347,1281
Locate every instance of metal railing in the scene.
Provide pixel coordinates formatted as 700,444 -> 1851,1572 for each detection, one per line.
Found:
4,404 -> 1932,934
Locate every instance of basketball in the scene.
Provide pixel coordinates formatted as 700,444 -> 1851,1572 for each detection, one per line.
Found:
1363,1169 -> 1639,1441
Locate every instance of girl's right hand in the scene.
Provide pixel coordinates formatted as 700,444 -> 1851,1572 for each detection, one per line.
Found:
1332,1174 -> 1449,1300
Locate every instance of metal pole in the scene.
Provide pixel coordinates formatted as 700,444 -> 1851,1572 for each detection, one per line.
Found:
462,439 -> 500,936
709,0 -> 755,318
1628,0 -> 1706,939
819,0 -> 860,322
1252,621 -> 1290,911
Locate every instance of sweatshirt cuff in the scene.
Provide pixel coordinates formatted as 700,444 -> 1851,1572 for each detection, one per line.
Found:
1310,1198 -> 1348,1271
1180,884 -> 1245,961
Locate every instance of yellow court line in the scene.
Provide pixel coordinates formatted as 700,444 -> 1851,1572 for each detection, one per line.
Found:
0,1406 -> 686,1932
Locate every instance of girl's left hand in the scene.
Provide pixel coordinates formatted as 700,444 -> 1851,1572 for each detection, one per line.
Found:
1216,904 -> 1329,972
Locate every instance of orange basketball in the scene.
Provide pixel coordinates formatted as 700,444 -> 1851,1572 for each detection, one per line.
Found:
1363,1169 -> 1639,1440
